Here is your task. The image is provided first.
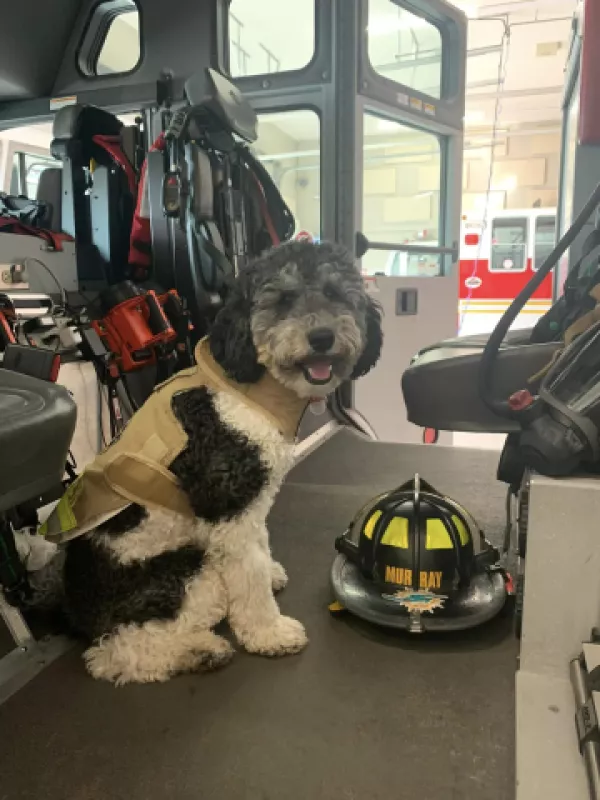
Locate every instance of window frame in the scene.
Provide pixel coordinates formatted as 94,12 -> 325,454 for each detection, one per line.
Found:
77,0 -> 142,79
489,216 -> 529,274
533,214 -> 557,272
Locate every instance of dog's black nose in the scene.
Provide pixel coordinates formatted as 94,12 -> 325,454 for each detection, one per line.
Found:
308,327 -> 335,353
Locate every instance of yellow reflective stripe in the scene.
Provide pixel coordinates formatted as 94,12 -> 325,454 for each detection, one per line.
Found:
363,512 -> 469,550
363,511 -> 409,548
425,515 -> 469,549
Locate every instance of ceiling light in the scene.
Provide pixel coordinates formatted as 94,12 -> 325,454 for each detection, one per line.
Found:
464,110 -> 486,125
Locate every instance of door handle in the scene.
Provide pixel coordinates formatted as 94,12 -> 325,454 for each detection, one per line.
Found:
396,288 -> 418,315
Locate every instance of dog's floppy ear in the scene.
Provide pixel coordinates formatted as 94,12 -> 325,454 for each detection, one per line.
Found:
209,276 -> 265,384
351,295 -> 383,379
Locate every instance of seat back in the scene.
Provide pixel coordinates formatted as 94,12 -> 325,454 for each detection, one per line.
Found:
51,104 -> 140,287
36,167 -> 62,232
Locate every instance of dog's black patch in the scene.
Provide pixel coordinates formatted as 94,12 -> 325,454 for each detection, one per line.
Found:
351,294 -> 383,379
64,538 -> 204,641
170,387 -> 269,522
209,268 -> 265,384
96,504 -> 148,536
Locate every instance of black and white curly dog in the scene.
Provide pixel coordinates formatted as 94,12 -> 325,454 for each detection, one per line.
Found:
62,241 -> 383,685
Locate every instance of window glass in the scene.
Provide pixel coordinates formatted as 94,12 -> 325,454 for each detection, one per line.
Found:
534,216 -> 556,271
11,152 -> 61,198
367,0 -> 442,99
253,110 -> 320,240
9,165 -> 19,195
490,217 -> 527,272
97,8 -> 140,76
362,112 -> 441,276
229,0 -> 315,78
24,155 -> 60,199
365,250 -> 442,276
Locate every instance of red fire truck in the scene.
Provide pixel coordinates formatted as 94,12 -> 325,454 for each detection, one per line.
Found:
458,208 -> 556,328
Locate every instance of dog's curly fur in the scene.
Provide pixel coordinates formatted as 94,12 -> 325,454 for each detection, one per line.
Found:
61,241 -> 383,685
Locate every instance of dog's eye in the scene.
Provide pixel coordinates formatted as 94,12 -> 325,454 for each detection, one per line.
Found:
278,291 -> 297,309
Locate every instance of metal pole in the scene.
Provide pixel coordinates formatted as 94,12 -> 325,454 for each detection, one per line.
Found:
364,239 -> 457,257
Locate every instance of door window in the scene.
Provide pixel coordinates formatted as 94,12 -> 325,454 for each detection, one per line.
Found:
254,109 -> 320,240
229,0 -> 315,77
367,0 -> 443,99
362,112 -> 442,275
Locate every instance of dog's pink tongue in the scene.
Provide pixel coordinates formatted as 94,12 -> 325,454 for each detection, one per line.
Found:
308,361 -> 332,380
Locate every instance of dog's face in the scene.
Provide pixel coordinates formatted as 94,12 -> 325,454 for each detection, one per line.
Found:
210,241 -> 383,398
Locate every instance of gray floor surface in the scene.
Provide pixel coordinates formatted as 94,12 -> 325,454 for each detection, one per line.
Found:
0,431 -> 516,800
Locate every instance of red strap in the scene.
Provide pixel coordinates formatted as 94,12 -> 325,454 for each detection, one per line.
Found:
248,169 -> 280,246
0,217 -> 71,251
92,135 -> 137,196
128,133 -> 167,272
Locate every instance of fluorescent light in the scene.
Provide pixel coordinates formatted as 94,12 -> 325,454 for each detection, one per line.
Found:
377,118 -> 400,132
452,2 -> 478,17
464,110 -> 486,125
492,175 -> 517,192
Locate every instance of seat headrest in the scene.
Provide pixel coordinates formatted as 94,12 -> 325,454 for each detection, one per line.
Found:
51,104 -> 123,161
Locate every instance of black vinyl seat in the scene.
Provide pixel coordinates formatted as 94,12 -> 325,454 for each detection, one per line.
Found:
401,330 -> 562,434
50,103 -> 139,286
0,369 -> 76,513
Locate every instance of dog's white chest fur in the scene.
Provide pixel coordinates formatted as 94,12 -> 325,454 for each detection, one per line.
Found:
208,390 -> 296,543
212,390 -> 296,486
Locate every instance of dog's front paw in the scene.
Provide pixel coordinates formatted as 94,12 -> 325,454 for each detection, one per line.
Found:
189,635 -> 235,673
270,560 -> 288,593
242,616 -> 308,656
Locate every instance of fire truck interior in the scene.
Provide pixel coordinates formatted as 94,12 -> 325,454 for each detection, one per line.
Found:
1,1 -> 600,799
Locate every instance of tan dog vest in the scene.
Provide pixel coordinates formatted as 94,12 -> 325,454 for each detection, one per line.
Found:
40,339 -> 307,543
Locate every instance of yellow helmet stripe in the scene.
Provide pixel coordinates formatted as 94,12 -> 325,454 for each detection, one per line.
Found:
363,511 -> 409,548
425,515 -> 469,549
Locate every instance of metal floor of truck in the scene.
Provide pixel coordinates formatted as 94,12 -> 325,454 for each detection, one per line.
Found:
0,430 -> 516,800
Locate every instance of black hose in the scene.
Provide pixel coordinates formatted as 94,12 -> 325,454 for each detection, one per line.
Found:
479,180 -> 600,418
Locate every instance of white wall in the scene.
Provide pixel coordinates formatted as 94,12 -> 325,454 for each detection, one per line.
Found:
463,130 -> 561,214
